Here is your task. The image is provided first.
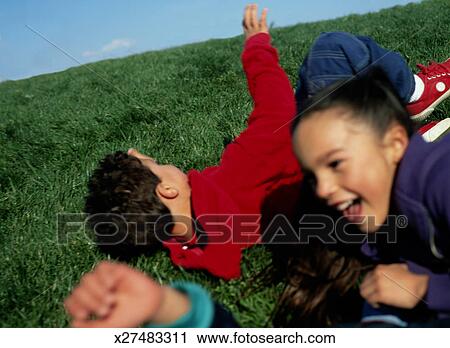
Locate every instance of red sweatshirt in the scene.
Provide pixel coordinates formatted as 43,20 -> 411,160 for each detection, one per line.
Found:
162,33 -> 303,279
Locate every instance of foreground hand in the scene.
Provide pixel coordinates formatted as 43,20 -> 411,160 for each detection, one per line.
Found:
360,263 -> 429,309
243,4 -> 268,40
64,261 -> 163,328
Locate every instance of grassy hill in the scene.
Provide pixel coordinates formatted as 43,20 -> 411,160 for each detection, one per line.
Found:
0,0 -> 449,327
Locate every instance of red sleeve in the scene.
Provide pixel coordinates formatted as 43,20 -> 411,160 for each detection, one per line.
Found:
209,33 -> 301,211
242,33 -> 296,126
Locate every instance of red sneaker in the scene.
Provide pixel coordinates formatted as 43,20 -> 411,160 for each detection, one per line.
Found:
420,118 -> 450,142
407,59 -> 450,121
418,121 -> 438,135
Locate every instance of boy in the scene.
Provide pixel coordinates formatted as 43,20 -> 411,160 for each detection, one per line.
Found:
85,4 -> 302,279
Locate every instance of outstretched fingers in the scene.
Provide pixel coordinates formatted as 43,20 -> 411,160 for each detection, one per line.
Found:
259,7 -> 268,31
242,4 -> 269,39
249,4 -> 258,29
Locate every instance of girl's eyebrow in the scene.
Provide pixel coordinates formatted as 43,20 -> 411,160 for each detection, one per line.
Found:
318,148 -> 344,164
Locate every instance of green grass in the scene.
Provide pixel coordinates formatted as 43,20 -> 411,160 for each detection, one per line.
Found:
1,0 -> 449,327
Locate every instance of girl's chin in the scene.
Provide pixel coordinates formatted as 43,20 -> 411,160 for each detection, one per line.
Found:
344,204 -> 381,233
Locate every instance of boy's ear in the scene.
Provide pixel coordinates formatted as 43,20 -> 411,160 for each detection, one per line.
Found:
383,124 -> 409,165
156,184 -> 179,200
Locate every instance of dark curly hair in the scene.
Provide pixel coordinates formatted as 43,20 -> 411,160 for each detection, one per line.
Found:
84,151 -> 173,259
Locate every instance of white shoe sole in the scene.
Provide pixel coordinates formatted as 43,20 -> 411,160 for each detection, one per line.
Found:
411,88 -> 450,121
422,118 -> 450,142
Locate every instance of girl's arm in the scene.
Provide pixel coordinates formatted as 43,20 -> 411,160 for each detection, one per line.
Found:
421,142 -> 450,312
407,261 -> 450,312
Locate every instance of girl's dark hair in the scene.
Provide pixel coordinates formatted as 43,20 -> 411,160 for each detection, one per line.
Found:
268,182 -> 371,327
272,243 -> 368,327
292,67 -> 415,138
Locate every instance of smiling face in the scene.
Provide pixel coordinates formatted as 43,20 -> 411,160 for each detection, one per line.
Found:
293,107 -> 407,233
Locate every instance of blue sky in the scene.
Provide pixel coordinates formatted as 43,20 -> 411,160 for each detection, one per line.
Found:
1,0 -> 420,81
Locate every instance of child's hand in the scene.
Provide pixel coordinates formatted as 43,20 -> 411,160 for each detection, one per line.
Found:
64,261 -> 164,328
128,148 -> 156,163
243,4 -> 268,40
360,264 -> 429,309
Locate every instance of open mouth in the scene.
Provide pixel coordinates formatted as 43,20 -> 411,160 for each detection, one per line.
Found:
335,198 -> 365,223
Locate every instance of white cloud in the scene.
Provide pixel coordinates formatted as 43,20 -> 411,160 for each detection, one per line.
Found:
82,38 -> 135,58
82,50 -> 97,58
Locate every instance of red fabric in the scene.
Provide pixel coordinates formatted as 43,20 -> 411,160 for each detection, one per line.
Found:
163,33 -> 303,279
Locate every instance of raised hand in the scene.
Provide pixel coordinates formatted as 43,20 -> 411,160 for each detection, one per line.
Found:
243,4 -> 268,40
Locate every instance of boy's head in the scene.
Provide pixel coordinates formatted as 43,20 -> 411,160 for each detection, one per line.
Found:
292,68 -> 414,233
84,150 -> 191,259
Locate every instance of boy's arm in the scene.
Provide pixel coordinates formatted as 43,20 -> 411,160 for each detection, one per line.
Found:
214,4 -> 299,179
418,151 -> 450,312
217,4 -> 297,166
241,4 -> 296,128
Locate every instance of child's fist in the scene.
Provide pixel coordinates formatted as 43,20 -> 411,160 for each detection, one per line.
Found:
360,263 -> 429,309
243,4 -> 268,40
64,261 -> 164,328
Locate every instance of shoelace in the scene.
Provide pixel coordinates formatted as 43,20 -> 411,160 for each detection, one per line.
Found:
417,60 -> 450,78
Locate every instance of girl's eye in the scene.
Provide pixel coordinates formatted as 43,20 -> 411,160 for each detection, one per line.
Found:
329,160 -> 342,169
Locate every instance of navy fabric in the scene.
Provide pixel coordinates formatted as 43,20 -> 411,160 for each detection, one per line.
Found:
295,32 -> 414,110
211,302 -> 240,328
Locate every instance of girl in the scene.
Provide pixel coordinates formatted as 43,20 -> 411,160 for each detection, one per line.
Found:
271,30 -> 450,328
291,68 -> 450,326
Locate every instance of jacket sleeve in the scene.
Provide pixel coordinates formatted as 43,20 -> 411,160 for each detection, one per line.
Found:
210,33 -> 301,207
425,143 -> 450,237
407,261 -> 450,312
145,282 -> 239,328
422,146 -> 450,312
241,32 -> 297,127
